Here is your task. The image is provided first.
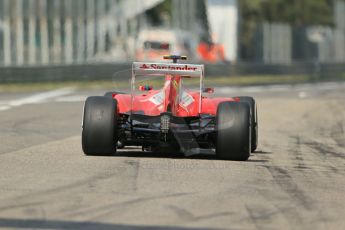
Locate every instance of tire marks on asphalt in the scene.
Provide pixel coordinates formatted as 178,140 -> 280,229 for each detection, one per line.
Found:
264,165 -> 315,211
69,193 -> 193,221
305,140 -> 344,160
166,205 -> 232,223
124,160 -> 140,192
331,121 -> 345,148
289,135 -> 311,171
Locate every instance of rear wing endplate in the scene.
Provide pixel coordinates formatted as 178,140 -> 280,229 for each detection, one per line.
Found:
133,62 -> 204,77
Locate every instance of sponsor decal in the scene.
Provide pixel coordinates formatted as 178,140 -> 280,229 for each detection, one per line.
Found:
180,91 -> 194,108
148,90 -> 165,106
139,64 -> 198,71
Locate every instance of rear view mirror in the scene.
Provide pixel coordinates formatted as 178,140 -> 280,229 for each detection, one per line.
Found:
203,87 -> 214,93
138,85 -> 153,91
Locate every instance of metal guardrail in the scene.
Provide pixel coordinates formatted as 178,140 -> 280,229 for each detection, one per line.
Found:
0,62 -> 344,83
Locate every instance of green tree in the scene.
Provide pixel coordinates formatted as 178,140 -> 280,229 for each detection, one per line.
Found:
239,0 -> 334,59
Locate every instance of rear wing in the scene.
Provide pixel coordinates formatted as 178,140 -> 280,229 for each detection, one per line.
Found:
132,62 -> 204,77
131,62 -> 205,114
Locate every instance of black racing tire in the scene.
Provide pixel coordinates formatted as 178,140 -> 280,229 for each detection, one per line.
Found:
82,96 -> 118,156
216,102 -> 251,161
237,96 -> 258,152
104,91 -> 125,98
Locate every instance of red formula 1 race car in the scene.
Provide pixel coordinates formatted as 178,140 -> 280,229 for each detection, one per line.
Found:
82,55 -> 258,160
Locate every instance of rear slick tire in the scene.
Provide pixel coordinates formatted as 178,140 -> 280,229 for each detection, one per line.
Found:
237,96 -> 258,152
216,102 -> 251,161
82,96 -> 118,156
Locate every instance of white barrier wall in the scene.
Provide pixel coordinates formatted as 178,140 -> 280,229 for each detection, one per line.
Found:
205,0 -> 238,62
0,0 -> 164,66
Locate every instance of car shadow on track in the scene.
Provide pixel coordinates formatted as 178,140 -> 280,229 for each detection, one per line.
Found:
0,218 -> 221,230
115,151 -> 216,161
254,150 -> 272,154
109,147 -> 271,162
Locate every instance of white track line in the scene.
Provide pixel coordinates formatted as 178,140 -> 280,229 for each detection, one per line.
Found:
0,87 -> 75,111
0,105 -> 11,111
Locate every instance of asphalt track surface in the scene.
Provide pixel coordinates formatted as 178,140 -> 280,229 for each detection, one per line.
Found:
0,82 -> 344,230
